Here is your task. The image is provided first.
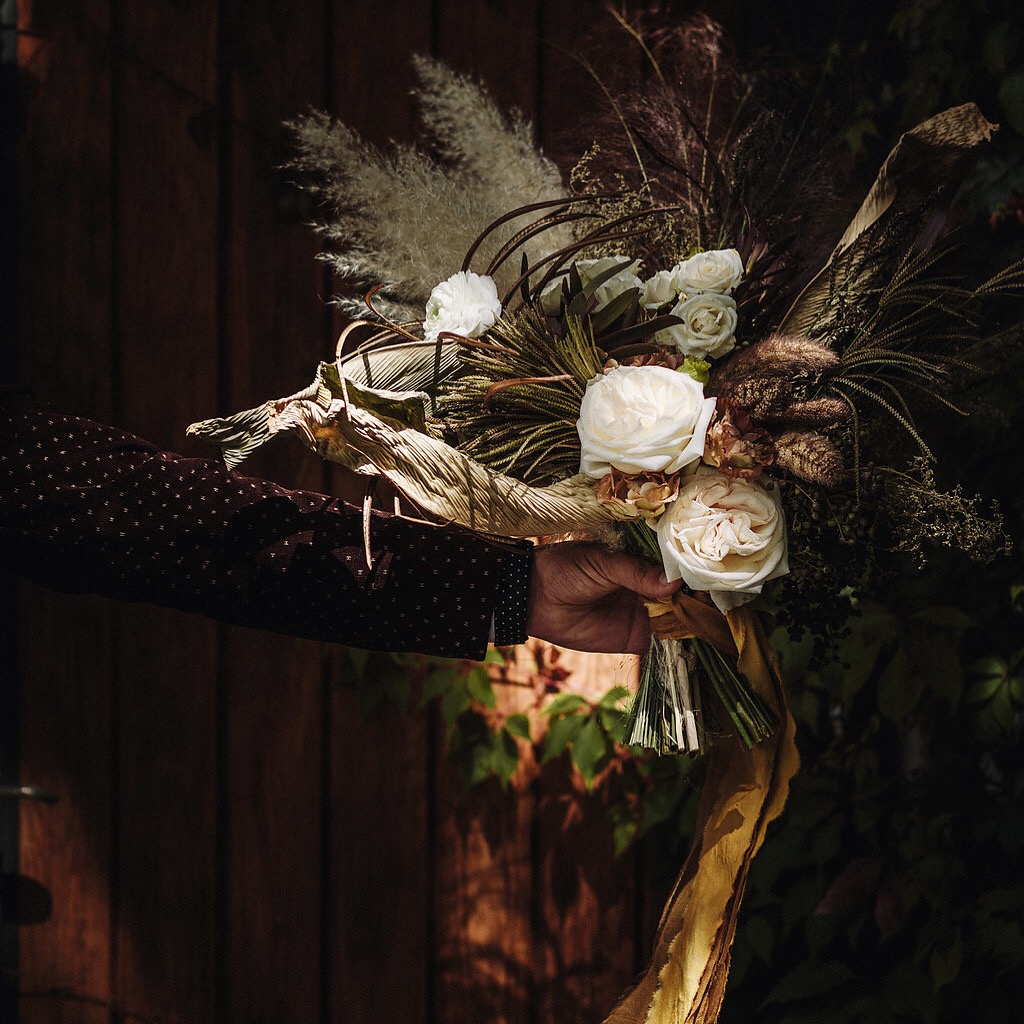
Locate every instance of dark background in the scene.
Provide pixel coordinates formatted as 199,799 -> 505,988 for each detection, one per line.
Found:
4,1 -> 1023,1023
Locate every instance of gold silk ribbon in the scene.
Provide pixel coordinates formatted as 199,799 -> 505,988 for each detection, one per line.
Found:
604,599 -> 800,1024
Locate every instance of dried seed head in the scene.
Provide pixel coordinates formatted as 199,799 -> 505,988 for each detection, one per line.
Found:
774,395 -> 851,428
774,430 -> 844,487
727,374 -> 794,418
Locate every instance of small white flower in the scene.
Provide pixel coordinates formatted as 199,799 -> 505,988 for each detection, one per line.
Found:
423,271 -> 502,342
540,256 -> 642,315
656,468 -> 789,612
640,268 -> 679,310
657,292 -> 738,359
576,364 -> 716,478
672,248 -> 744,295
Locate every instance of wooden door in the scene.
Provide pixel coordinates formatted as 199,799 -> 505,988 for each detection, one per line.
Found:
6,3 -> 664,1021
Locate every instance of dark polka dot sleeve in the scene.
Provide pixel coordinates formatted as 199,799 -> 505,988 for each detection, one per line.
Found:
0,393 -> 535,660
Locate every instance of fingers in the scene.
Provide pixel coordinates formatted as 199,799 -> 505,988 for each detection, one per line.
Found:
588,547 -> 680,602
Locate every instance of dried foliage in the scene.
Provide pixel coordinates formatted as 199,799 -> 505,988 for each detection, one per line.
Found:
288,60 -> 573,318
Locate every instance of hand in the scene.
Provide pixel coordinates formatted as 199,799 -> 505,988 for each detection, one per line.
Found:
525,541 -> 681,655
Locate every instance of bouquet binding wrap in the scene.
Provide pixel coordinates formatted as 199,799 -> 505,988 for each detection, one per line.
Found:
189,16 -> 1022,1024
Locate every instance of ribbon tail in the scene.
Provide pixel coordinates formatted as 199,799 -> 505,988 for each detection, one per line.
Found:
603,606 -> 799,1024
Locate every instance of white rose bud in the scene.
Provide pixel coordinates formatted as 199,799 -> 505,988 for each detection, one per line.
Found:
540,256 -> 642,315
640,268 -> 679,310
424,270 -> 502,343
671,247 -> 744,295
656,469 -> 789,612
577,365 -> 716,478
657,292 -> 738,359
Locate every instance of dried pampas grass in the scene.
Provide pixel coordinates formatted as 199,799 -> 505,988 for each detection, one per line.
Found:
288,59 -> 574,318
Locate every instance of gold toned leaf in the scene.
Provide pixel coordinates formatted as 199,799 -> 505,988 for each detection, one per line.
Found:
781,104 -> 998,336
603,607 -> 799,1024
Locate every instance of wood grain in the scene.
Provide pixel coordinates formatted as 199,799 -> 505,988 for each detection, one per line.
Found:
110,2 -> 220,1020
219,3 -> 331,1021
325,4 -> 435,1023
16,3 -> 114,1021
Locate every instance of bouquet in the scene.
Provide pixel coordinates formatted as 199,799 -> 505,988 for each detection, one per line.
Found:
188,16 -> 1022,1022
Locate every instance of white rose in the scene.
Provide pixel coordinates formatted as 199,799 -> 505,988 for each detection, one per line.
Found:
577,365 -> 716,478
540,256 -> 642,315
641,268 -> 679,310
656,292 -> 738,359
671,248 -> 743,295
424,271 -> 502,342
656,469 -> 789,613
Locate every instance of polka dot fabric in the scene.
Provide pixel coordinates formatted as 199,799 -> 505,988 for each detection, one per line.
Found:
0,393 -> 535,660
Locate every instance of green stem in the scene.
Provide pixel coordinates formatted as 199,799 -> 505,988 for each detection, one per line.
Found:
692,639 -> 775,747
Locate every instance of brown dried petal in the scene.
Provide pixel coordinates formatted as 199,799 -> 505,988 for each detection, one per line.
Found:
614,350 -> 691,371
595,469 -> 681,521
703,399 -> 776,481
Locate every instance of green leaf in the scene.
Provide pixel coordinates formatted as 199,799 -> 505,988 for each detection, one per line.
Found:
420,664 -> 462,706
542,712 -> 585,763
505,713 -> 531,740
441,680 -> 472,727
491,729 -> 520,787
990,687 -> 1017,729
679,356 -> 710,384
611,814 -> 638,857
571,716 -> 610,787
965,657 -> 1007,703
1009,673 -> 1024,706
543,692 -> 590,716
598,686 -> 631,710
465,666 -> 496,708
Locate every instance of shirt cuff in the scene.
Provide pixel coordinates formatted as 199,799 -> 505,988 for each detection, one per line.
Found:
491,541 -> 534,646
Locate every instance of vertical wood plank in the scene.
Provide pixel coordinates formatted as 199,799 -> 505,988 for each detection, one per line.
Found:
16,592 -> 113,1024
111,3 -> 220,1020
325,5 -> 434,1023
435,0 -> 540,116
533,765 -> 639,1023
15,3 -> 114,1021
429,8 -> 543,1020
220,2 -> 331,1021
434,768 -> 538,1024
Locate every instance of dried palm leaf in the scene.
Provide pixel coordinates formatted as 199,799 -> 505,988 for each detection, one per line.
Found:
780,104 -> 997,336
188,366 -> 613,538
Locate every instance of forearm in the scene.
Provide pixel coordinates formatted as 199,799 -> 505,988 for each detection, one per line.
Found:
1,393 -> 532,658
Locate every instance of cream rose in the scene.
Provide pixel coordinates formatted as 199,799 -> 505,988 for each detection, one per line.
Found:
656,469 -> 789,612
656,292 -> 738,359
576,365 -> 716,478
540,256 -> 642,315
423,270 -> 502,342
671,248 -> 743,295
640,268 -> 679,310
